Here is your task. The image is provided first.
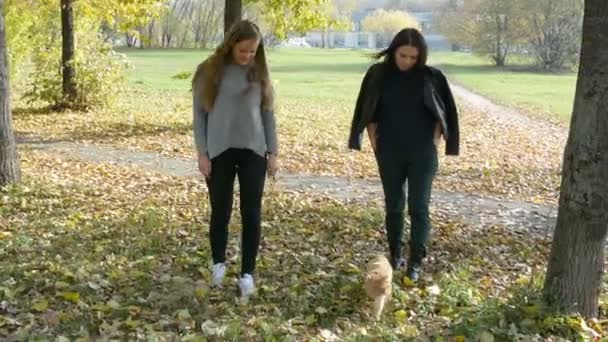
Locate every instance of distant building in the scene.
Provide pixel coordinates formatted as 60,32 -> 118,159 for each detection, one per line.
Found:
303,2 -> 452,51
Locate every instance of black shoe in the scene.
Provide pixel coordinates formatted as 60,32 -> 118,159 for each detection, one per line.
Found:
391,257 -> 405,270
405,263 -> 421,282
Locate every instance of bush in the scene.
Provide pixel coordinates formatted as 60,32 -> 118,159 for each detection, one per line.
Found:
24,26 -> 130,110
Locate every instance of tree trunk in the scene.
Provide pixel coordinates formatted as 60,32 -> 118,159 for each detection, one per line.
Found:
224,0 -> 242,33
178,0 -> 194,48
192,0 -> 205,47
202,0 -> 220,48
543,0 -> 608,319
0,0 -> 21,186
61,0 -> 76,103
148,19 -> 155,48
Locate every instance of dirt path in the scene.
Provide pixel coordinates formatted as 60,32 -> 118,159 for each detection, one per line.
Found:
22,137 -> 557,237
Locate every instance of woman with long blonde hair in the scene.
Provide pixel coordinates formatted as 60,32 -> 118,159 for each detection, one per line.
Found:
192,20 -> 278,300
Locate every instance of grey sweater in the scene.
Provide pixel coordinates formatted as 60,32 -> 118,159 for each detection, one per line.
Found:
193,63 -> 278,159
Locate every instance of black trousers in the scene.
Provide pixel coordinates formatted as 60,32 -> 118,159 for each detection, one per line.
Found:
206,148 -> 267,275
376,148 -> 438,265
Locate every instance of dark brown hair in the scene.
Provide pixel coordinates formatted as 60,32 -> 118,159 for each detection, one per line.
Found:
373,28 -> 428,68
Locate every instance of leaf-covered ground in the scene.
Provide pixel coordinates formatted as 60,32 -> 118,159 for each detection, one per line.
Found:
13,95 -> 566,206
3,49 -> 601,340
1,150 -> 604,341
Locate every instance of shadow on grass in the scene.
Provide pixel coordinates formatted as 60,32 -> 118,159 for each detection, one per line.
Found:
12,106 -> 59,117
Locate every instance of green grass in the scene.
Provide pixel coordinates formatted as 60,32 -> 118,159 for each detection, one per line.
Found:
120,48 -> 373,103
430,52 -> 577,122
121,48 -> 576,123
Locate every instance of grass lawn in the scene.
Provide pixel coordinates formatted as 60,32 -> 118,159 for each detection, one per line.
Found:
121,48 -> 372,103
430,52 -> 577,123
123,48 -> 577,123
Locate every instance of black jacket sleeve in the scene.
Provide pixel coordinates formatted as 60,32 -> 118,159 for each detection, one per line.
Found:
438,72 -> 460,156
348,67 -> 373,150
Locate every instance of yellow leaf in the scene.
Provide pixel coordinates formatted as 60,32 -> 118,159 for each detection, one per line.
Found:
195,286 -> 208,299
480,276 -> 492,288
32,299 -> 49,312
454,336 -> 466,342
394,309 -> 408,323
515,276 -> 530,286
402,276 -> 416,287
523,304 -> 541,316
400,324 -> 419,338
59,292 -> 80,303
125,317 -> 140,328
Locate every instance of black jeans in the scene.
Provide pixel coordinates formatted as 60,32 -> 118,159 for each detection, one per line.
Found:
206,148 -> 267,275
376,148 -> 438,265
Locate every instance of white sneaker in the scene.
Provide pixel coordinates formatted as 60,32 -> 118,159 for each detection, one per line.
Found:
211,263 -> 226,288
238,273 -> 255,299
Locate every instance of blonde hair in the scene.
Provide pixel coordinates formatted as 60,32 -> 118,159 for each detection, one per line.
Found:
192,20 -> 274,112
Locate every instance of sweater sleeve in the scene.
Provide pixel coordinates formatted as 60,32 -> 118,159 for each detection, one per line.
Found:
192,72 -> 209,156
261,110 -> 278,155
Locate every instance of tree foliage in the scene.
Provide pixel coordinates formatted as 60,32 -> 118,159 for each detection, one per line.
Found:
361,9 -> 420,36
246,0 -> 329,39
437,0 -> 583,69
437,0 -> 528,66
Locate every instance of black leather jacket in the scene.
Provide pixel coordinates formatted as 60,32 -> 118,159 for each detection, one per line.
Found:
348,63 -> 460,156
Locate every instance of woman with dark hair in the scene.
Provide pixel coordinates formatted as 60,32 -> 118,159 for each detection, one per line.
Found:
348,28 -> 460,282
192,20 -> 278,299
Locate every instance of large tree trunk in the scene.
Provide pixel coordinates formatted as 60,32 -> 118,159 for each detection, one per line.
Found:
61,0 -> 76,103
0,0 -> 21,186
224,0 -> 242,33
543,0 -> 608,319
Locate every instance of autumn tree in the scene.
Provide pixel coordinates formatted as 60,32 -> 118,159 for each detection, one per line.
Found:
221,0 -> 329,40
10,0 -> 165,109
361,9 -> 419,46
436,0 -> 528,66
0,0 -> 20,186
543,0 -> 608,318
526,0 -> 583,70
224,0 -> 242,33
61,0 -> 76,104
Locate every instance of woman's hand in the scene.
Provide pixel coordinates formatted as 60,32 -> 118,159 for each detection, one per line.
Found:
267,154 -> 279,178
367,123 -> 378,153
433,122 -> 443,148
198,153 -> 212,178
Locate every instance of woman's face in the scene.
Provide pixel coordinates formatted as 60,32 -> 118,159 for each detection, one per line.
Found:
394,45 -> 419,71
232,38 -> 260,66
